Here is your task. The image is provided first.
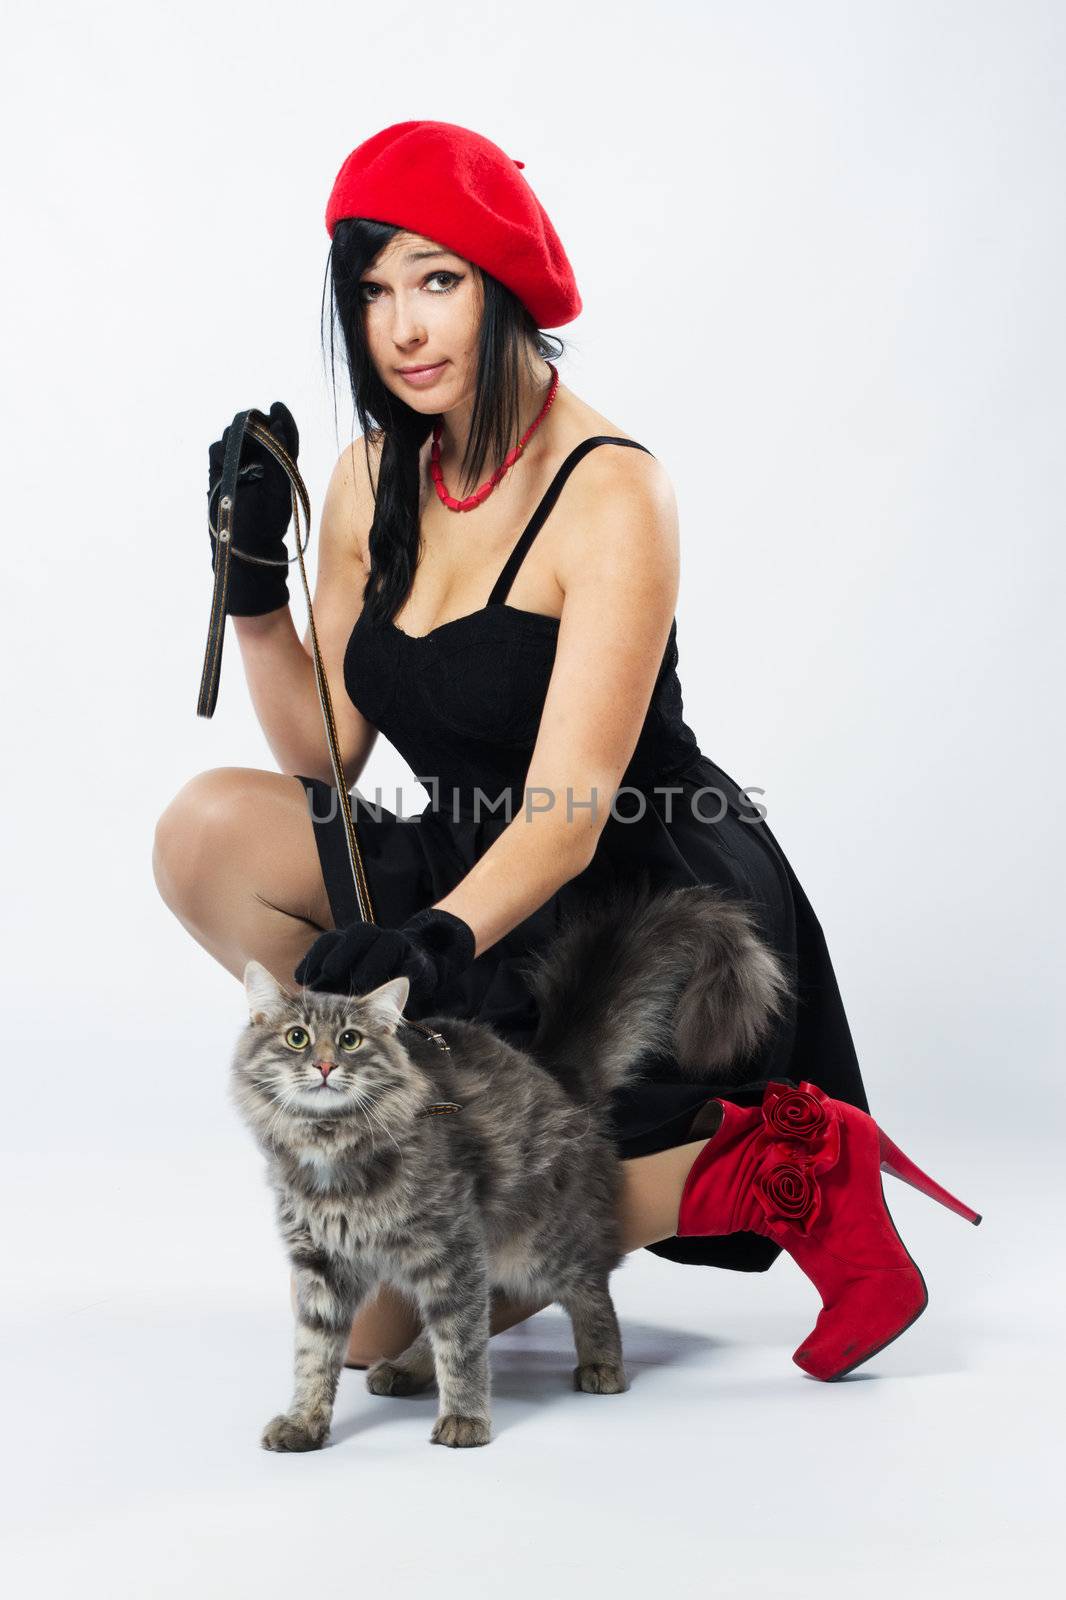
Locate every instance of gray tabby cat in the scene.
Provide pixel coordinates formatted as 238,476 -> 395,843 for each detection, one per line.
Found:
232,878 -> 792,1452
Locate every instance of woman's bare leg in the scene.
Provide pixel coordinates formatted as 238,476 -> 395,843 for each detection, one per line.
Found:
338,1129 -> 720,1366
152,766 -> 334,988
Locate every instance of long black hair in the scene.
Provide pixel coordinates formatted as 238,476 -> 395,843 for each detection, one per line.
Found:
320,217 -> 568,629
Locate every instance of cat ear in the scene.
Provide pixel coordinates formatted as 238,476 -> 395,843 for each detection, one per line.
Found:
243,959 -> 291,1024
360,975 -> 410,1033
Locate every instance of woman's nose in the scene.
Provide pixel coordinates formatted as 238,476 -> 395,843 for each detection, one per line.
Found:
390,302 -> 427,345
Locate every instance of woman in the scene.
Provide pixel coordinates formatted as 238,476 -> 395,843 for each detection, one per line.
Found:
154,121 -> 979,1381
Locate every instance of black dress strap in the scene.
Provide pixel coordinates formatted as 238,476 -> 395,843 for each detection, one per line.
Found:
485,435 -> 655,609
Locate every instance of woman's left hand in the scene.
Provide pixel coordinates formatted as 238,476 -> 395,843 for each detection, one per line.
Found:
293,907 -> 477,1017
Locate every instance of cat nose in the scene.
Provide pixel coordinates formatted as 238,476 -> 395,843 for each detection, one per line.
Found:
314,1060 -> 335,1079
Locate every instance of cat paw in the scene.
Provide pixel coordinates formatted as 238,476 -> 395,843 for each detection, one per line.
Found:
573,1362 -> 628,1394
260,1411 -> 329,1452
366,1359 -> 434,1397
430,1412 -> 492,1448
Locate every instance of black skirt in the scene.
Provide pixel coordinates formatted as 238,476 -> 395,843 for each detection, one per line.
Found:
294,753 -> 870,1275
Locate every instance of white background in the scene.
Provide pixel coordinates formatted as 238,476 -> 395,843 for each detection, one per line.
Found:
1,2 -> 1061,1595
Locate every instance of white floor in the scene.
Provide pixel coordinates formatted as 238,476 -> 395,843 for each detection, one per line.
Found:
3,1116 -> 1057,1599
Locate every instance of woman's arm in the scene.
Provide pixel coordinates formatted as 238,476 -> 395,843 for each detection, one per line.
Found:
432,448 -> 681,959
232,438 -> 381,784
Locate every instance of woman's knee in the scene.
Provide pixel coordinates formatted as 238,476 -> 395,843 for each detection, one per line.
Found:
151,766 -> 260,914
345,1284 -> 424,1366
288,1271 -> 406,1368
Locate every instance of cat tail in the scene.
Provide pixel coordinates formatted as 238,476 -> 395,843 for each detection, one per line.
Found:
517,874 -> 795,1106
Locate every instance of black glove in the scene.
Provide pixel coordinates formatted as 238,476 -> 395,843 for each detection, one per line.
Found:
207,400 -> 300,616
293,908 -> 477,1018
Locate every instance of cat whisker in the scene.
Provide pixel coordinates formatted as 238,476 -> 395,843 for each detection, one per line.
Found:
352,1089 -> 407,1170
559,1105 -> 595,1143
354,1101 -> 377,1158
263,1083 -> 302,1151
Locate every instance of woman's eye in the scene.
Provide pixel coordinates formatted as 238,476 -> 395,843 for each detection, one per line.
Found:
338,1029 -> 363,1052
359,271 -> 462,303
284,1026 -> 310,1051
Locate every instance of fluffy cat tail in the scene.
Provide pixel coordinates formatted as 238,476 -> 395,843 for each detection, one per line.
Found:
519,874 -> 795,1106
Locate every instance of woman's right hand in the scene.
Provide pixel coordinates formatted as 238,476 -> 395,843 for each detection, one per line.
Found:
207,400 -> 301,616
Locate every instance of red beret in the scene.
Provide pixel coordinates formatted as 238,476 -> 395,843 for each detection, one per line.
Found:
325,120 -> 582,329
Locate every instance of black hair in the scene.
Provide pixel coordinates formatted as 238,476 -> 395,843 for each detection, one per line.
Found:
320,216 -> 568,629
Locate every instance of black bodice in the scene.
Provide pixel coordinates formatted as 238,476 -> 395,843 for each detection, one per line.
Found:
342,436 -> 702,811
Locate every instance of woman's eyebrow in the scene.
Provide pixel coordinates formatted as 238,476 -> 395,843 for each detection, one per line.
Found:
362,250 -> 457,278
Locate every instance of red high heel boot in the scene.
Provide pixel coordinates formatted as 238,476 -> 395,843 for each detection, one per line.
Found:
676,1080 -> 982,1380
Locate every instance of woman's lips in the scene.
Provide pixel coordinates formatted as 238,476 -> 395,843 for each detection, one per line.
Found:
396,361 -> 448,387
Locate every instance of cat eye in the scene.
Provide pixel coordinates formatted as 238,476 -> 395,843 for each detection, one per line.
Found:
338,1029 -> 364,1052
283,1026 -> 311,1051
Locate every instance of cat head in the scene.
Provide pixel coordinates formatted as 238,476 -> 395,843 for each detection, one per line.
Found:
229,961 -> 439,1154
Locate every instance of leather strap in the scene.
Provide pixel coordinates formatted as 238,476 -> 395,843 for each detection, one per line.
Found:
197,408 -> 454,1074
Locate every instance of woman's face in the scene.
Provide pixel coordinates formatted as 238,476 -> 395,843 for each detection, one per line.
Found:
358,230 -> 482,413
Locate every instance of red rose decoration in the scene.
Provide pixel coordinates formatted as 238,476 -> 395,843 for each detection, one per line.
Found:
750,1081 -> 843,1234
753,1158 -> 823,1234
763,1083 -> 828,1140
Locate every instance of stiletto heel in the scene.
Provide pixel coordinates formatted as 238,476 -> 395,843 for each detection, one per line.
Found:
675,1079 -> 984,1381
877,1128 -> 982,1225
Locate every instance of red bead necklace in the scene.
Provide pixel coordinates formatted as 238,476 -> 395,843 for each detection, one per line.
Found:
430,361 -> 559,512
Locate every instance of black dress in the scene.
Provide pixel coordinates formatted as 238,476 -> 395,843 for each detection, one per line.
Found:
295,435 -> 870,1274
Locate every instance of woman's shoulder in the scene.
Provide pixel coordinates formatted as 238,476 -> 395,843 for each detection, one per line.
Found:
540,390 -> 668,497
543,398 -> 678,596
321,433 -> 386,570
